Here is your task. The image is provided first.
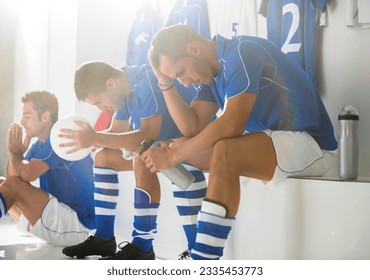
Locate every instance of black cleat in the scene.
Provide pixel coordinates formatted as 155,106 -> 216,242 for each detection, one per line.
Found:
178,249 -> 191,260
62,235 -> 116,259
99,242 -> 155,260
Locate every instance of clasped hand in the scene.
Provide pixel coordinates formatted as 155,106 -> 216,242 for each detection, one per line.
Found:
7,123 -> 30,155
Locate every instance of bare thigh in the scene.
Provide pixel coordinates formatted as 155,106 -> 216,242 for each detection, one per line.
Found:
206,132 -> 277,217
224,132 -> 277,180
1,176 -> 49,225
94,148 -> 133,171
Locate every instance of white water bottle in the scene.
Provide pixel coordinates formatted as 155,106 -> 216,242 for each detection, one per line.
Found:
140,140 -> 195,190
338,105 -> 359,180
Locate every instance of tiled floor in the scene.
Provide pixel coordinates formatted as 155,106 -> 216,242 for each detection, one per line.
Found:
0,214 -> 99,260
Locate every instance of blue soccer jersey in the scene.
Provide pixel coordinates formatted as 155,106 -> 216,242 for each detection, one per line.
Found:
126,3 -> 158,66
113,65 -> 199,140
166,0 -> 210,39
259,0 -> 330,88
199,35 -> 337,151
25,136 -> 95,229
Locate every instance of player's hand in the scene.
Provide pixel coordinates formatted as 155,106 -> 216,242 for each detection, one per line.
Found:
7,123 -> 31,156
150,61 -> 173,86
140,141 -> 176,172
58,120 -> 95,154
168,137 -> 189,150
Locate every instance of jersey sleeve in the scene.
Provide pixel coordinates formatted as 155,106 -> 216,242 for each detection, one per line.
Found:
138,68 -> 167,119
25,137 -> 63,170
223,41 -> 264,99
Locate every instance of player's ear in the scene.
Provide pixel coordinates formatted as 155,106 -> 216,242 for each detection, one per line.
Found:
187,42 -> 201,57
41,111 -> 51,123
106,78 -> 116,91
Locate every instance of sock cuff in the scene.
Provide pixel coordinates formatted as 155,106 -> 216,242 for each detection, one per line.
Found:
134,187 -> 151,204
93,166 -> 118,175
202,198 -> 230,217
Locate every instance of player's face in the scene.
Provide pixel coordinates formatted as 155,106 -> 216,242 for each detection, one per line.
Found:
20,102 -> 47,138
159,54 -> 214,87
85,91 -> 121,112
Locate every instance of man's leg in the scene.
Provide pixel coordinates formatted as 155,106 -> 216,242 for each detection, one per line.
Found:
0,176 -> 49,224
172,164 -> 207,259
101,156 -> 159,260
191,133 -> 277,260
63,148 -> 132,258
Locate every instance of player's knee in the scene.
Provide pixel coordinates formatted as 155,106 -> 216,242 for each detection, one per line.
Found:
2,176 -> 24,192
212,139 -> 234,166
94,148 -> 112,167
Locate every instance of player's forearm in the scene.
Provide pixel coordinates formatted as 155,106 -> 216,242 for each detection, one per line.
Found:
93,130 -> 149,151
6,157 -> 19,177
6,153 -> 36,181
170,114 -> 234,164
7,152 -> 23,176
162,88 -> 203,137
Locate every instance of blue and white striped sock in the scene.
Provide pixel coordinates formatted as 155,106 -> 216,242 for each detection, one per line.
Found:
173,165 -> 207,250
132,188 -> 159,253
190,199 -> 235,260
93,166 -> 119,239
0,193 -> 7,219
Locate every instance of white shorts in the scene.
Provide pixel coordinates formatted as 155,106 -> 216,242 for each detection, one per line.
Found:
263,130 -> 337,182
18,195 -> 94,246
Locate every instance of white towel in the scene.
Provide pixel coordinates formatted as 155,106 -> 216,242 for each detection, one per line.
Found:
346,0 -> 370,29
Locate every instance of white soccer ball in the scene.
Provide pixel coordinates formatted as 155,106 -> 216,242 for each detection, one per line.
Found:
50,115 -> 93,161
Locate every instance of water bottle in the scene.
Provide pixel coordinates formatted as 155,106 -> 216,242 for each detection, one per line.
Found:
338,105 -> 359,180
140,140 -> 195,190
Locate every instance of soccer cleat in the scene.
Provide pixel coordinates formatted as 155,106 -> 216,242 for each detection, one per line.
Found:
62,235 -> 116,259
178,249 -> 191,260
99,242 -> 155,260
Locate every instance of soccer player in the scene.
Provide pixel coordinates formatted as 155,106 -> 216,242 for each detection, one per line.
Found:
61,61 -> 215,260
141,24 -> 337,260
0,91 -> 95,248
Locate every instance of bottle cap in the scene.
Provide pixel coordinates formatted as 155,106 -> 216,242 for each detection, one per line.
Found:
139,139 -> 156,154
338,105 -> 359,120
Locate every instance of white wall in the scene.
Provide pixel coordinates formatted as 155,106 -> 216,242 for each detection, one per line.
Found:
0,0 -> 17,173
318,3 -> 370,177
8,0 -> 78,122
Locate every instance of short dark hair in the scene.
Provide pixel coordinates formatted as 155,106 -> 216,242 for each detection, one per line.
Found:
148,24 -> 207,69
74,61 -> 121,101
21,90 -> 59,124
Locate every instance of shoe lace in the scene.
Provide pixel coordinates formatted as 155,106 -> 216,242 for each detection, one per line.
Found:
178,249 -> 191,260
115,242 -> 135,258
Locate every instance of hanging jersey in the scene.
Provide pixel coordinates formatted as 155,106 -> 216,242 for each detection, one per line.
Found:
166,0 -> 211,38
126,3 -> 158,66
25,137 -> 95,229
258,0 -> 330,88
198,35 -> 337,150
113,65 -> 201,141
207,0 -> 258,38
